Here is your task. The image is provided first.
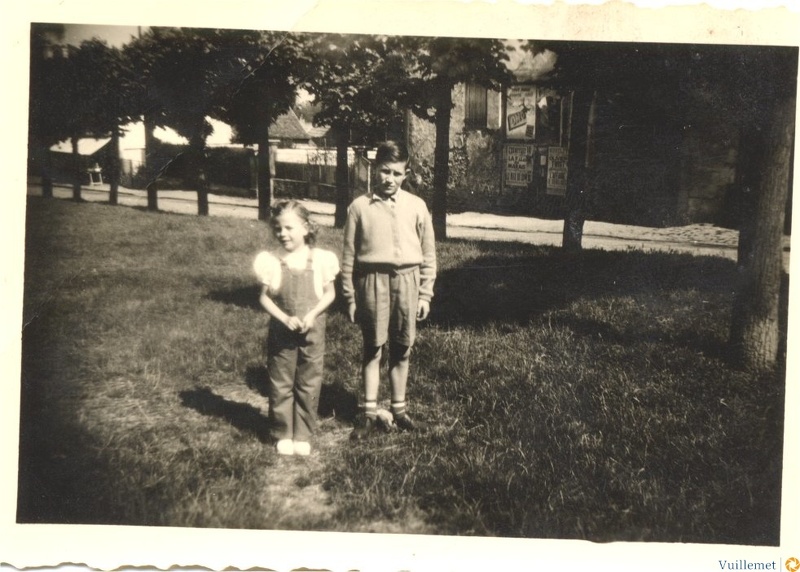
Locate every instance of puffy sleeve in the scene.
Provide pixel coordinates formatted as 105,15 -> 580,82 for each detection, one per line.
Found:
316,248 -> 340,286
253,251 -> 280,292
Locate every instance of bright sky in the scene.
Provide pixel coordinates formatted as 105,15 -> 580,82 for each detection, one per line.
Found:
61,24 -> 144,47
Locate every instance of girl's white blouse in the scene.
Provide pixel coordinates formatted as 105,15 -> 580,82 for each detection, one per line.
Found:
253,245 -> 340,299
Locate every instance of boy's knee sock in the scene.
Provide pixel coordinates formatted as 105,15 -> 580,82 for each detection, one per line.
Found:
391,401 -> 407,418
364,400 -> 378,419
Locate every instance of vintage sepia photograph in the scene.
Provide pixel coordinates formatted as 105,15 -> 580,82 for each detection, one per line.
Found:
4,1 -> 799,570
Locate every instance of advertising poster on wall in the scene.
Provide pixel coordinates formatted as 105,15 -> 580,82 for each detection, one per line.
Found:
506,85 -> 537,140
546,146 -> 568,195
504,143 -> 535,187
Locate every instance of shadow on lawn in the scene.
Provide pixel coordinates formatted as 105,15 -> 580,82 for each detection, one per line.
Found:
17,319 -> 131,525
430,245 -> 737,328
179,386 -> 271,443
208,284 -> 262,310
553,313 -> 734,362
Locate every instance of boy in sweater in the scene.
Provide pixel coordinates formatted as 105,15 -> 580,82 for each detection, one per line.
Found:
341,141 -> 436,440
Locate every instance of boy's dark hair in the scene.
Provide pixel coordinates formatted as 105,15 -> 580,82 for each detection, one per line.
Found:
375,140 -> 409,165
269,200 -> 318,246
375,140 -> 422,191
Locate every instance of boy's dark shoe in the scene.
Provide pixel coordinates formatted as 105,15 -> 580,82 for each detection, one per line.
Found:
350,416 -> 378,441
394,414 -> 428,433
375,409 -> 397,433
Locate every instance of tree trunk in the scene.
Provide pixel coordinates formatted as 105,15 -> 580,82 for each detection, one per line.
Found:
71,136 -> 82,201
40,139 -> 53,198
144,113 -> 159,211
189,132 -> 209,216
334,126 -> 350,228
109,125 -> 120,205
729,95 -> 795,372
146,182 -> 159,211
432,83 -> 452,240
562,90 -> 596,252
256,120 -> 272,222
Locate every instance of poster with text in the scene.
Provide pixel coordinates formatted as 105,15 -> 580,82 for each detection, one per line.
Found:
504,143 -> 535,187
506,85 -> 537,140
546,146 -> 568,195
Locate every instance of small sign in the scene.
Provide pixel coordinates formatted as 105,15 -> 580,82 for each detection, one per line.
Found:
507,108 -> 528,132
506,86 -> 537,140
546,147 -> 568,196
505,144 -> 535,187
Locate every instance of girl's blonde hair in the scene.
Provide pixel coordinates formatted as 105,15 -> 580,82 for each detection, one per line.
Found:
269,200 -> 318,246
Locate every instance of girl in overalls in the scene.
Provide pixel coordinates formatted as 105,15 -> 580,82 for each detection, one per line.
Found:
253,201 -> 339,456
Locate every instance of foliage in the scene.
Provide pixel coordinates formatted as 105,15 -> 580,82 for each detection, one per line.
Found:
28,27 -> 135,198
300,34 -> 408,142
28,24 -> 69,147
297,34 -> 416,226
213,30 -> 305,219
124,28 -> 251,142
402,37 -> 514,239
29,32 -> 124,142
215,31 -> 303,145
406,37 -> 512,121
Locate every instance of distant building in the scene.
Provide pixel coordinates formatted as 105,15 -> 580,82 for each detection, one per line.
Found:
270,109 -> 323,148
407,45 -> 747,227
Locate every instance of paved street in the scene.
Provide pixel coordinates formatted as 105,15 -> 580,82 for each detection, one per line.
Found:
27,182 -> 791,268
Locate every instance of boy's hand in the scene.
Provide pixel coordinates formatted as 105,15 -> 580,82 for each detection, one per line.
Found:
348,302 -> 357,323
416,300 -> 430,321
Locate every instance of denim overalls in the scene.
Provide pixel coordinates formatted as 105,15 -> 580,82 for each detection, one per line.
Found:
267,249 -> 326,443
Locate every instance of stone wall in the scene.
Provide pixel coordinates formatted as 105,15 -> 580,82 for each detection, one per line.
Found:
407,83 -> 745,227
407,84 -> 506,212
678,123 -> 740,225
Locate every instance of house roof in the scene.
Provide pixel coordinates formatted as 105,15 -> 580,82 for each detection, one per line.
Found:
308,125 -> 330,139
50,137 -> 110,156
271,109 -> 312,141
297,118 -> 330,142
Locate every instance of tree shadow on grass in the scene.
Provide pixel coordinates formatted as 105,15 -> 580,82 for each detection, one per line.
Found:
179,386 -> 271,443
17,415 -> 126,525
319,381 -> 359,422
431,243 -> 737,328
551,313 -> 734,362
207,284 -> 262,310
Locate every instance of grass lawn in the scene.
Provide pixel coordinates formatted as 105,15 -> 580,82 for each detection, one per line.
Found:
17,196 -> 785,544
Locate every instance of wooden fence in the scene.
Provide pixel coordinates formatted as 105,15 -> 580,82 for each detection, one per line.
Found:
272,148 -> 372,202
45,144 -> 375,204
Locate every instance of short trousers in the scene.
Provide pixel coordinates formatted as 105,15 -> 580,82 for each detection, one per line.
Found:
354,265 -> 420,348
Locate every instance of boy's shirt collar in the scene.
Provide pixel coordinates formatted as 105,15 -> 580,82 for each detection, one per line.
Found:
370,189 -> 402,203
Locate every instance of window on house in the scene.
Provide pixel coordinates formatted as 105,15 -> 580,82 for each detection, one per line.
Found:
464,83 -> 488,130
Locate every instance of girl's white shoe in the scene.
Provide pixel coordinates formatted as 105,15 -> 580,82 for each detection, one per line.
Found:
293,441 -> 311,456
276,439 -> 294,455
